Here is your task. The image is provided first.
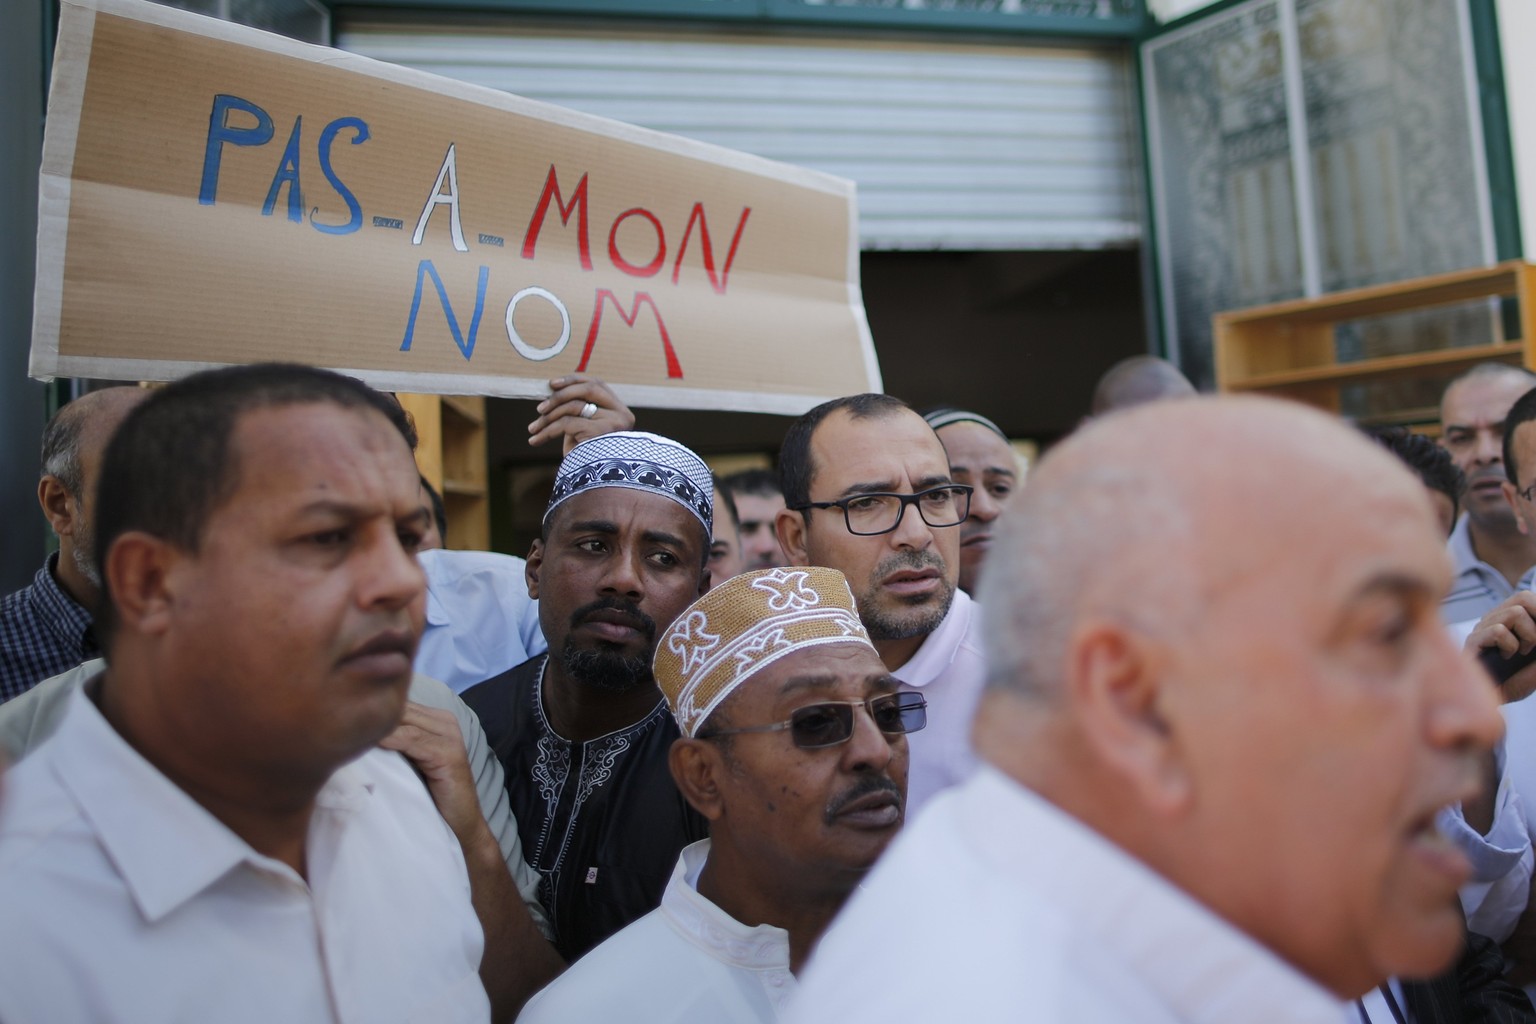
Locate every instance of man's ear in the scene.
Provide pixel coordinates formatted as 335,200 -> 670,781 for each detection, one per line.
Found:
776,507 -> 809,566
669,737 -> 726,822
1068,621 -> 1190,816
525,538 -> 545,600
1503,482 -> 1531,537
105,532 -> 179,637
38,476 -> 79,540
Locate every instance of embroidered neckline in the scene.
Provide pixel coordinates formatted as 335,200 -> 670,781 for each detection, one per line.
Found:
531,656 -> 671,745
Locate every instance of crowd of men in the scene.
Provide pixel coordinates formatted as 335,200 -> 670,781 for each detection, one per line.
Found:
3,352 -> 1536,1023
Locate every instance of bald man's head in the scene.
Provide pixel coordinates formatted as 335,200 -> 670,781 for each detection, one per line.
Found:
1088,355 -> 1196,417
976,395 -> 1501,1000
38,387 -> 150,602
983,397 -> 1435,699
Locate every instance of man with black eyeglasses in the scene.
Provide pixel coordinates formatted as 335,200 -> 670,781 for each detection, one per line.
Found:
773,393 -> 985,814
517,567 -> 918,1024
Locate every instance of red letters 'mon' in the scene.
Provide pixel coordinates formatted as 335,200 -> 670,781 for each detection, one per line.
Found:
577,289 -> 683,379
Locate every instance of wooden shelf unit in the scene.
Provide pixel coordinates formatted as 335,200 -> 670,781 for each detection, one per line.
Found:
396,393 -> 490,551
1214,261 -> 1536,416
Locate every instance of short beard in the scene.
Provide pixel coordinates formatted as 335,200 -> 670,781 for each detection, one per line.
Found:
69,510 -> 101,589
858,550 -> 954,641
561,642 -> 652,694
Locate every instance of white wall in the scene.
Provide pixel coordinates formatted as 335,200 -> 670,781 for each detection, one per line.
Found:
1497,0 -> 1536,259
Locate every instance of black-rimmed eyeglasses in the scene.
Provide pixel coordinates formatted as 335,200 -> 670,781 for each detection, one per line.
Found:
699,692 -> 928,749
789,484 -> 972,537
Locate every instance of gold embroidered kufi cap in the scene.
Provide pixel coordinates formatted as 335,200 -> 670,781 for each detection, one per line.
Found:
653,567 -> 876,738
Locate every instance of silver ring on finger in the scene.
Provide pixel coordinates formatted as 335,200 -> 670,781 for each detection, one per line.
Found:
579,401 -> 599,420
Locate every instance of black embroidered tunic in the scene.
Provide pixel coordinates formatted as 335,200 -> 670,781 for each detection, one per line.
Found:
462,655 -> 709,961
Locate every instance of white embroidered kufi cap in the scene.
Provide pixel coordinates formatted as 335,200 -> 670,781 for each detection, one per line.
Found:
544,430 -> 713,535
653,567 -> 876,738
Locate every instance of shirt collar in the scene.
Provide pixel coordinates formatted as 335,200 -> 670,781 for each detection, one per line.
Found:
30,552 -> 98,652
50,678 -> 374,923
660,840 -> 793,971
419,549 -> 449,627
1448,513 -> 1493,580
424,583 -> 448,627
959,768 -> 1347,1024
891,588 -> 972,688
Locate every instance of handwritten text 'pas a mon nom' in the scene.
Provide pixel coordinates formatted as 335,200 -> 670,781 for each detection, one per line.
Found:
197,94 -> 754,379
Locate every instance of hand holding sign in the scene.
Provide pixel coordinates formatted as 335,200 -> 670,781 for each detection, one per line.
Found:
528,375 -> 636,455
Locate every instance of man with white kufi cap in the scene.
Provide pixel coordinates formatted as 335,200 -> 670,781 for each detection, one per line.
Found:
517,567 -> 923,1024
463,431 -> 716,962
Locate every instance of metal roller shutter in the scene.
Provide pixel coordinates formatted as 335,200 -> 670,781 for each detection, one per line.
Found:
336,19 -> 1140,251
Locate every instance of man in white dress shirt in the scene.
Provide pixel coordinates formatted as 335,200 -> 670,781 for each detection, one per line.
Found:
791,395 -> 1503,1023
0,364 -> 541,1023
518,566 -> 917,1023
775,394 -> 983,815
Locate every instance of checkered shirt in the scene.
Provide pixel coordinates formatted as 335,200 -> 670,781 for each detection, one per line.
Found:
0,554 -> 99,703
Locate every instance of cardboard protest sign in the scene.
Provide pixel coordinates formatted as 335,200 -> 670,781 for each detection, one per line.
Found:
32,0 -> 880,412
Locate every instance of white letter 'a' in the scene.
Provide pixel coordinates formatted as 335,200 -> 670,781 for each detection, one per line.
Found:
412,144 -> 469,252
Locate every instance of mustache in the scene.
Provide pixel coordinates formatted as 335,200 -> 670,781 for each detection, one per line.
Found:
874,549 -> 948,578
569,596 -> 657,641
824,773 -> 903,823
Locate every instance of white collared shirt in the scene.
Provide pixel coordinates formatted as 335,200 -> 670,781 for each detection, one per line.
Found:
417,548 -> 547,693
788,767 -> 1347,1024
0,686 -> 489,1024
517,840 -> 794,1024
889,588 -> 985,815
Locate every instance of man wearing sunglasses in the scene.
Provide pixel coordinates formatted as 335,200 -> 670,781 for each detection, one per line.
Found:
518,566 -> 916,1024
775,393 -> 985,814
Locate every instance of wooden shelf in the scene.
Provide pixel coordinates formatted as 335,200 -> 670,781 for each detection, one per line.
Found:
441,394 -> 486,426
1226,342 -> 1524,392
1219,262 -> 1532,327
396,392 -> 490,551
1354,406 -> 1443,432
1215,260 -> 1536,417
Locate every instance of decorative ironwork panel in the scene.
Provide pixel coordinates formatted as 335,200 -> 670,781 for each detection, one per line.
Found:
1147,1 -> 1300,388
1145,0 -> 1492,394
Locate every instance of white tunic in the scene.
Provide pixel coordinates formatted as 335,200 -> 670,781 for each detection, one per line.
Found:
517,840 -> 795,1024
891,588 -> 985,815
0,686 -> 489,1024
789,767 -> 1347,1024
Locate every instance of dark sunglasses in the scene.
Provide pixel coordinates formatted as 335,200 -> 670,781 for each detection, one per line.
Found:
700,691 -> 927,749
